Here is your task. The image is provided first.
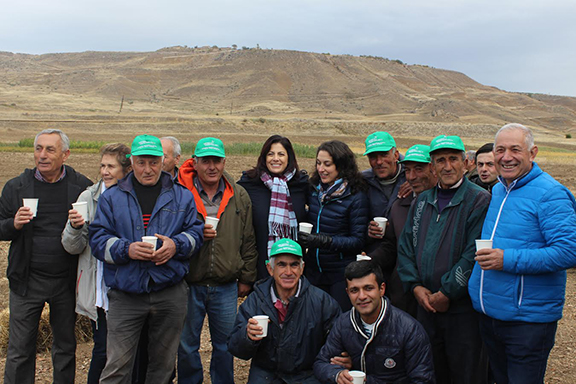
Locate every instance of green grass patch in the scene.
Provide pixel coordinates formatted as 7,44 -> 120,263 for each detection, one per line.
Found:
6,140 -> 319,158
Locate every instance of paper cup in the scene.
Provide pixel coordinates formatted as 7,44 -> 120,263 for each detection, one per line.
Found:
357,254 -> 372,261
253,315 -> 269,338
349,370 -> 366,384
23,198 -> 38,217
374,217 -> 388,229
205,216 -> 219,230
299,222 -> 313,234
476,239 -> 493,252
72,202 -> 88,222
142,236 -> 158,249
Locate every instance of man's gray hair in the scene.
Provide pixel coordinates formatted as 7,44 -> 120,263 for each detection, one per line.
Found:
161,136 -> 181,157
496,123 -> 535,149
34,129 -> 70,151
268,256 -> 304,270
466,150 -> 476,161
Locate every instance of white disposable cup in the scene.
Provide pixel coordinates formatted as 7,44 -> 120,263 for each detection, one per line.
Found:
142,236 -> 158,249
476,239 -> 493,252
299,222 -> 313,234
205,216 -> 219,230
374,217 -> 388,229
349,370 -> 366,384
253,315 -> 269,338
23,198 -> 39,217
72,202 -> 88,222
357,254 -> 372,261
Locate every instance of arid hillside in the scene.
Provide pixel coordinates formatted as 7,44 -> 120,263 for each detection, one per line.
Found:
1,46 -> 576,134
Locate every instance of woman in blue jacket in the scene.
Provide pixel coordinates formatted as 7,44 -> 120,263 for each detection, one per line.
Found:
299,140 -> 369,310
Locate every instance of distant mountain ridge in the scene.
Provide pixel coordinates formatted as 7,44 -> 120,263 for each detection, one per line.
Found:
1,46 -> 575,132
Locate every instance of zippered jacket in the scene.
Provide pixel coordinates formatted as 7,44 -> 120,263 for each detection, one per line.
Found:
314,297 -> 435,383
0,166 -> 92,296
178,159 -> 258,285
61,180 -> 103,321
397,178 -> 490,311
89,172 -> 204,294
468,163 -> 576,322
305,183 -> 369,280
227,276 -> 341,376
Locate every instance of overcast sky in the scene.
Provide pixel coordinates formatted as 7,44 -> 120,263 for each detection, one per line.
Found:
2,0 -> 575,96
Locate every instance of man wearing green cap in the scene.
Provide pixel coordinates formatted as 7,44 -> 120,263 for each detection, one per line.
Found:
371,144 -> 437,317
89,134 -> 204,384
397,135 -> 490,384
362,132 -> 411,256
177,137 -> 258,384
228,238 -> 341,383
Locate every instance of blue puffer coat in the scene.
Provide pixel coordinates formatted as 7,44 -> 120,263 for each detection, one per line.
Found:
304,182 -> 369,284
468,163 -> 576,323
89,172 -> 204,294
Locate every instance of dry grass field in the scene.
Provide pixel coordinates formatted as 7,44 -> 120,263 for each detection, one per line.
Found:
0,124 -> 574,383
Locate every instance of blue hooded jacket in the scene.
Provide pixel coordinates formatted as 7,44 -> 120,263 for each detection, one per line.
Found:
468,163 -> 576,322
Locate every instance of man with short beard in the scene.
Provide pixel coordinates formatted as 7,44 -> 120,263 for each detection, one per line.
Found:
398,135 -> 490,383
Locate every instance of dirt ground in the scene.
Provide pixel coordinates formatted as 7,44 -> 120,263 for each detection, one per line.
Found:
0,136 -> 574,383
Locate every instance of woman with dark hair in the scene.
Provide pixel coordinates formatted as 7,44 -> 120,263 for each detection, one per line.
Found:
238,135 -> 309,280
299,140 -> 369,310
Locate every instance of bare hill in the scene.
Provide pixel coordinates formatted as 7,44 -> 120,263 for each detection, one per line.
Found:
1,46 -> 575,134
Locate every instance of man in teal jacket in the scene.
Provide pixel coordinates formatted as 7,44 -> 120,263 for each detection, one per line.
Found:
469,123 -> 576,384
398,135 -> 490,384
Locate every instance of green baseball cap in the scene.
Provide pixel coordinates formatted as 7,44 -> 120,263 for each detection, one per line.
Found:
269,238 -> 303,258
400,145 -> 431,164
364,131 -> 396,155
429,135 -> 465,153
129,135 -> 164,157
194,137 -> 226,158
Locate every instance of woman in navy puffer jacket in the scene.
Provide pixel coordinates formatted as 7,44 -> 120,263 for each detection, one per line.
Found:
299,140 -> 369,310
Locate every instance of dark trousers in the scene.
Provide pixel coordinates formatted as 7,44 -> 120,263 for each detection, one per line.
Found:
100,281 -> 188,384
479,314 -> 557,384
418,307 -> 489,384
4,271 -> 76,384
88,308 -> 152,384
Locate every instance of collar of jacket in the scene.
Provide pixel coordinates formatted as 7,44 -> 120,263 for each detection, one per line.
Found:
497,162 -> 542,192
349,296 -> 388,340
177,158 -> 235,220
428,176 -> 473,209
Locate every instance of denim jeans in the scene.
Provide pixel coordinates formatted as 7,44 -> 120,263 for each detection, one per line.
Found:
100,281 -> 188,384
178,281 -> 238,384
479,314 -> 557,384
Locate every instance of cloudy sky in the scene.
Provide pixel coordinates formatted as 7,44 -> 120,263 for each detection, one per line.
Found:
2,0 -> 575,96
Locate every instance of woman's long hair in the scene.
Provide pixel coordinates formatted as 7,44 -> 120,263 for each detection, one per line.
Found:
245,135 -> 300,178
310,140 -> 366,193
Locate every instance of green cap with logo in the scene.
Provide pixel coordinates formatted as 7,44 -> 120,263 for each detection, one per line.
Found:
129,135 -> 164,157
194,137 -> 226,158
364,131 -> 396,155
429,135 -> 466,153
269,238 -> 303,258
400,144 -> 431,164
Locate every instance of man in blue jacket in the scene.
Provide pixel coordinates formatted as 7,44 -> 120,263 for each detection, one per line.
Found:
228,238 -> 341,383
314,260 -> 434,384
89,134 -> 204,383
469,123 -> 576,384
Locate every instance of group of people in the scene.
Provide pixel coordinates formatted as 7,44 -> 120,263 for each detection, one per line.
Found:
0,123 -> 574,384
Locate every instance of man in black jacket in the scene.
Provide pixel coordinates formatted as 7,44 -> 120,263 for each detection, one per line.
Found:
228,238 -> 341,383
0,129 -> 92,384
314,261 -> 435,384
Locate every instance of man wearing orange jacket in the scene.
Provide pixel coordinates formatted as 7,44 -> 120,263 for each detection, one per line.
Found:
177,137 -> 258,384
